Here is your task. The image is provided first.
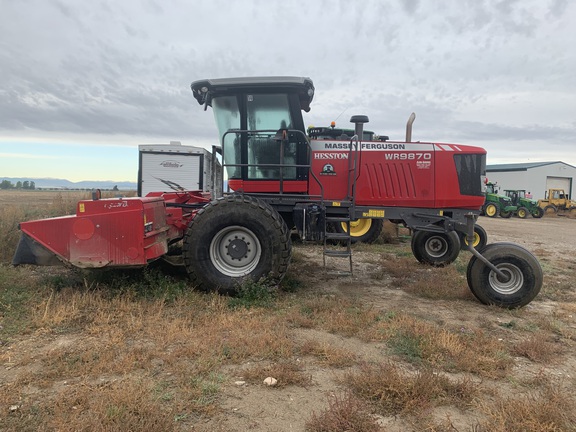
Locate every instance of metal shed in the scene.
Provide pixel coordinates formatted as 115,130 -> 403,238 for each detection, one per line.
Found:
486,161 -> 576,200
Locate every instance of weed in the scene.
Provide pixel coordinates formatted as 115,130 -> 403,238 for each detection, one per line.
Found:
512,331 -> 563,362
227,277 -> 277,309
369,253 -> 416,285
388,330 -> 424,363
280,273 -> 303,293
478,380 -> 575,431
242,360 -> 312,388
0,205 -> 26,262
189,373 -> 224,406
299,340 -> 357,367
542,279 -> 575,302
343,362 -> 478,417
47,377 -> 175,431
498,320 -> 517,329
404,265 -> 472,301
452,253 -> 470,274
378,313 -> 513,376
0,265 -> 44,340
532,313 -> 574,339
139,268 -> 189,301
306,392 -> 381,432
287,295 -> 383,337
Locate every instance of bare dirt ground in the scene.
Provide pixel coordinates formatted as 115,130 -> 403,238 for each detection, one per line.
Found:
477,214 -> 575,258
196,215 -> 576,431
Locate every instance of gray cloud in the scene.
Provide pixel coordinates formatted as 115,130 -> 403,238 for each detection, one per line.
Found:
0,0 -> 574,165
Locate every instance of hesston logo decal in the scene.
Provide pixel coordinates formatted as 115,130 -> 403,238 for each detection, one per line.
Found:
314,153 -> 349,160
159,160 -> 183,168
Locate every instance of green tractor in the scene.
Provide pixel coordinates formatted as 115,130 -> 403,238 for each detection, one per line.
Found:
504,190 -> 544,219
481,182 -> 517,218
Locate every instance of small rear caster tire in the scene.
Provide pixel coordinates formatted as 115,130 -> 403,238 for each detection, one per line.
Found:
460,224 -> 488,251
411,230 -> 460,266
466,242 -> 542,308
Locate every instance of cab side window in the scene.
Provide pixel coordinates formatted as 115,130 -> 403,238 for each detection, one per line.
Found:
246,94 -> 296,180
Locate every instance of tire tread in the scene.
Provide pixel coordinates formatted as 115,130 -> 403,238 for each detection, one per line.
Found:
182,194 -> 291,292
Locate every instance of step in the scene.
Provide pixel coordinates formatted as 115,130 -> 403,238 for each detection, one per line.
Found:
324,249 -> 352,258
325,232 -> 351,240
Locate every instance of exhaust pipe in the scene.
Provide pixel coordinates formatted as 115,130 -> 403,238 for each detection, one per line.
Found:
405,112 -> 416,142
350,115 -> 369,141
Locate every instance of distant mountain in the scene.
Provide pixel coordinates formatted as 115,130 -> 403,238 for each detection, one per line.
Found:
1,177 -> 137,190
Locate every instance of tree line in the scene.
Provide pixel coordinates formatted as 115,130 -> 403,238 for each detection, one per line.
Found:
0,180 -> 124,191
1,180 -> 36,190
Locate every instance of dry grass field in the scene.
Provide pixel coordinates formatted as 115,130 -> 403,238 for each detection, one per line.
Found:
1,190 -> 575,431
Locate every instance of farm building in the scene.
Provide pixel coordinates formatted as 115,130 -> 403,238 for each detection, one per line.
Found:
486,161 -> 576,201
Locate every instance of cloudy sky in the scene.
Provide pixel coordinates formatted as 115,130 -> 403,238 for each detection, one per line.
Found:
1,0 -> 575,182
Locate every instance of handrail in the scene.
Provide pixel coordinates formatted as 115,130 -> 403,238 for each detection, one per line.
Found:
220,128 -> 325,202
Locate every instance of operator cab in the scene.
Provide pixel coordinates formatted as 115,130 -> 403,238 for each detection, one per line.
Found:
191,77 -> 314,193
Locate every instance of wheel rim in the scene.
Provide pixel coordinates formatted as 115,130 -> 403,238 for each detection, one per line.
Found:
488,263 -> 524,295
486,205 -> 496,216
518,209 -> 526,218
424,235 -> 448,258
209,225 -> 262,277
463,232 -> 480,248
341,218 -> 371,237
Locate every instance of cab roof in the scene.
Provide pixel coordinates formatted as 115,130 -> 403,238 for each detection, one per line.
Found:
190,76 -> 315,112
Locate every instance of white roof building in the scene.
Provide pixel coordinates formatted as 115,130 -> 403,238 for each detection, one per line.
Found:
486,161 -> 576,200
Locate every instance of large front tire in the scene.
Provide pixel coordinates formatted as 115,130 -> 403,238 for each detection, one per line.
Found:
483,203 -> 499,218
516,207 -> 529,219
411,230 -> 460,266
466,243 -> 542,308
532,207 -> 544,218
331,218 -> 383,244
544,205 -> 557,215
183,195 -> 291,293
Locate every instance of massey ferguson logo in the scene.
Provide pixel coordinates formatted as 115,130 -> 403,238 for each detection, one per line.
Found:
160,160 -> 183,168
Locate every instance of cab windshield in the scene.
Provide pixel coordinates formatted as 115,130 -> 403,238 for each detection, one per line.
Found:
212,94 -> 296,180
